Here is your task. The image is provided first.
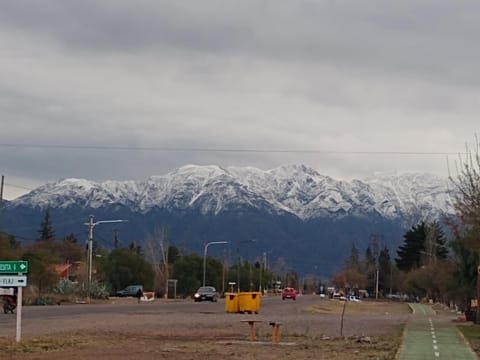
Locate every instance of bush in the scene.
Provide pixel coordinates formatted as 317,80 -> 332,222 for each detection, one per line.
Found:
89,281 -> 110,299
32,296 -> 55,305
53,279 -> 77,295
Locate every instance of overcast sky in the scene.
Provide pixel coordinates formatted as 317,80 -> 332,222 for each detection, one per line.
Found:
1,1 -> 479,200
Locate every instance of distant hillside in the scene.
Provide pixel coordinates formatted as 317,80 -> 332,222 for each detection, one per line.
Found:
1,164 -> 454,276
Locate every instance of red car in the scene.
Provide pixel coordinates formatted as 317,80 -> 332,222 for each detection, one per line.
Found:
282,287 -> 296,301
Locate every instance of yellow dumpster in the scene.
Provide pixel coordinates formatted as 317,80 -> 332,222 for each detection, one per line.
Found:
225,292 -> 240,313
238,292 -> 261,314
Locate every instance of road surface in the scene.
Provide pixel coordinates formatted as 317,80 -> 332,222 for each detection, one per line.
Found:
398,303 -> 477,360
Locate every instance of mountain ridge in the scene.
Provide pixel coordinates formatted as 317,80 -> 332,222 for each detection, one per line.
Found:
9,164 -> 453,221
2,164 -> 454,276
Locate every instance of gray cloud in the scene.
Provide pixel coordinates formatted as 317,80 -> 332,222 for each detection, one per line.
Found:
1,1 -> 479,199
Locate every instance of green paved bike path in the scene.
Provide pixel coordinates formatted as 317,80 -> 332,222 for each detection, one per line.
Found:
398,303 -> 477,360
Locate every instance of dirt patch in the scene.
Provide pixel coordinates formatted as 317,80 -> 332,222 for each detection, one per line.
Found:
0,297 -> 410,359
0,330 -> 402,360
306,299 -> 410,315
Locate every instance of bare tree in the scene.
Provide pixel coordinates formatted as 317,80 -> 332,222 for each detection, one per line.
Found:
145,226 -> 170,298
449,136 -> 480,321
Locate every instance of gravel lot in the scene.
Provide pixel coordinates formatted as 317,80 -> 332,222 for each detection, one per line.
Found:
0,295 -> 411,359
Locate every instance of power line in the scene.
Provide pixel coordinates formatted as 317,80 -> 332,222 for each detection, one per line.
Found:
0,142 -> 465,156
4,183 -> 34,191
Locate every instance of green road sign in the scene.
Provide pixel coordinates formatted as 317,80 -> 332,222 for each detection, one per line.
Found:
0,260 -> 29,274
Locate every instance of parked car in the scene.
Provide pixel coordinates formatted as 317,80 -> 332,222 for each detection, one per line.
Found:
348,295 -> 361,303
193,286 -> 218,302
332,292 -> 343,300
282,287 -> 297,301
115,285 -> 143,297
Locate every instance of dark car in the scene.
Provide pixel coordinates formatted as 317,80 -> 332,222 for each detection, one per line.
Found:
115,285 -> 143,297
282,287 -> 297,301
193,286 -> 218,302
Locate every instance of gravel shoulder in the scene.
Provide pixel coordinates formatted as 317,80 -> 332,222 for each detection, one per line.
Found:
0,295 -> 411,359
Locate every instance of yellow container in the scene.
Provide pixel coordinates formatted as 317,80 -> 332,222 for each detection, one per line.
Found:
238,292 -> 261,314
225,292 -> 240,313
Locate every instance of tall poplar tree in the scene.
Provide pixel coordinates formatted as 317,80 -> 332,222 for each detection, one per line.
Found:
37,208 -> 55,241
344,244 -> 360,270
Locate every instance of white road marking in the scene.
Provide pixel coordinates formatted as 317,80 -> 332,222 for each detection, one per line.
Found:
430,318 -> 440,358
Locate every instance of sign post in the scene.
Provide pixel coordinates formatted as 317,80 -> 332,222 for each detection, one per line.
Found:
0,260 -> 28,342
16,287 -> 23,342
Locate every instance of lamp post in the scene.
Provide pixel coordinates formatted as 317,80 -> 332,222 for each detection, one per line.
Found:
370,233 -> 382,300
203,241 -> 228,287
236,239 -> 257,292
85,215 -> 128,302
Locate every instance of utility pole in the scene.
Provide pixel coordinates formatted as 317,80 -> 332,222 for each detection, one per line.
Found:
237,248 -> 241,292
0,175 -> 4,231
0,175 -> 4,202
113,229 -> 119,248
222,248 -> 227,295
477,265 -> 480,324
159,227 -> 169,299
85,215 -> 128,303
370,233 -> 381,300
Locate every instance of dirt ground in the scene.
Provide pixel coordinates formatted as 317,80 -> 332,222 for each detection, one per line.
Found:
0,297 -> 410,360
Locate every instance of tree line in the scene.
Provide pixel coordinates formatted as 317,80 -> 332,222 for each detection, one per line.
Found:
333,138 -> 480,310
3,138 -> 480,307
0,212 -> 283,302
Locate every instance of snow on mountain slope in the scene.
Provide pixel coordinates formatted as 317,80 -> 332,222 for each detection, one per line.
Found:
10,164 -> 454,220
364,172 -> 454,219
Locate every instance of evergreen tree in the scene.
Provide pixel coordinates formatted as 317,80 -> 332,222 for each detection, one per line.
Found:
128,242 -> 142,256
0,232 -> 20,259
363,245 -> 377,293
344,243 -> 360,270
37,208 -> 55,241
104,247 -> 154,292
396,222 -> 426,271
395,221 -> 448,271
426,221 -> 449,260
378,246 -> 392,293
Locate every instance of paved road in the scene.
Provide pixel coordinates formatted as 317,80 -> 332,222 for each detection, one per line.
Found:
398,303 -> 477,360
0,295 -> 408,340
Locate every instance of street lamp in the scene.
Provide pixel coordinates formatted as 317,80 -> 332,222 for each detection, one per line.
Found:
236,239 -> 257,292
85,215 -> 128,302
203,241 -> 228,287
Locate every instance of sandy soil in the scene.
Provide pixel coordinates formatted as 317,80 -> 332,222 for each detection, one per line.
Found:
0,296 -> 410,360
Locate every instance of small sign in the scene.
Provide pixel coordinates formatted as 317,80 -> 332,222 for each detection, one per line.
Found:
0,287 -> 14,295
0,275 -> 27,287
0,261 -> 29,274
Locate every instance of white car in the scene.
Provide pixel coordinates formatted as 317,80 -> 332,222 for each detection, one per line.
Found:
348,295 -> 361,302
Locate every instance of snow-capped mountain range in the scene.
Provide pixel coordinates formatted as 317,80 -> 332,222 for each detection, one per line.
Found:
3,164 -> 456,276
10,164 -> 454,221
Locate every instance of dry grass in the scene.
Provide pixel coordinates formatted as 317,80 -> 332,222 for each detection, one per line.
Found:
0,330 -> 403,360
0,299 -> 409,359
306,299 -> 411,315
